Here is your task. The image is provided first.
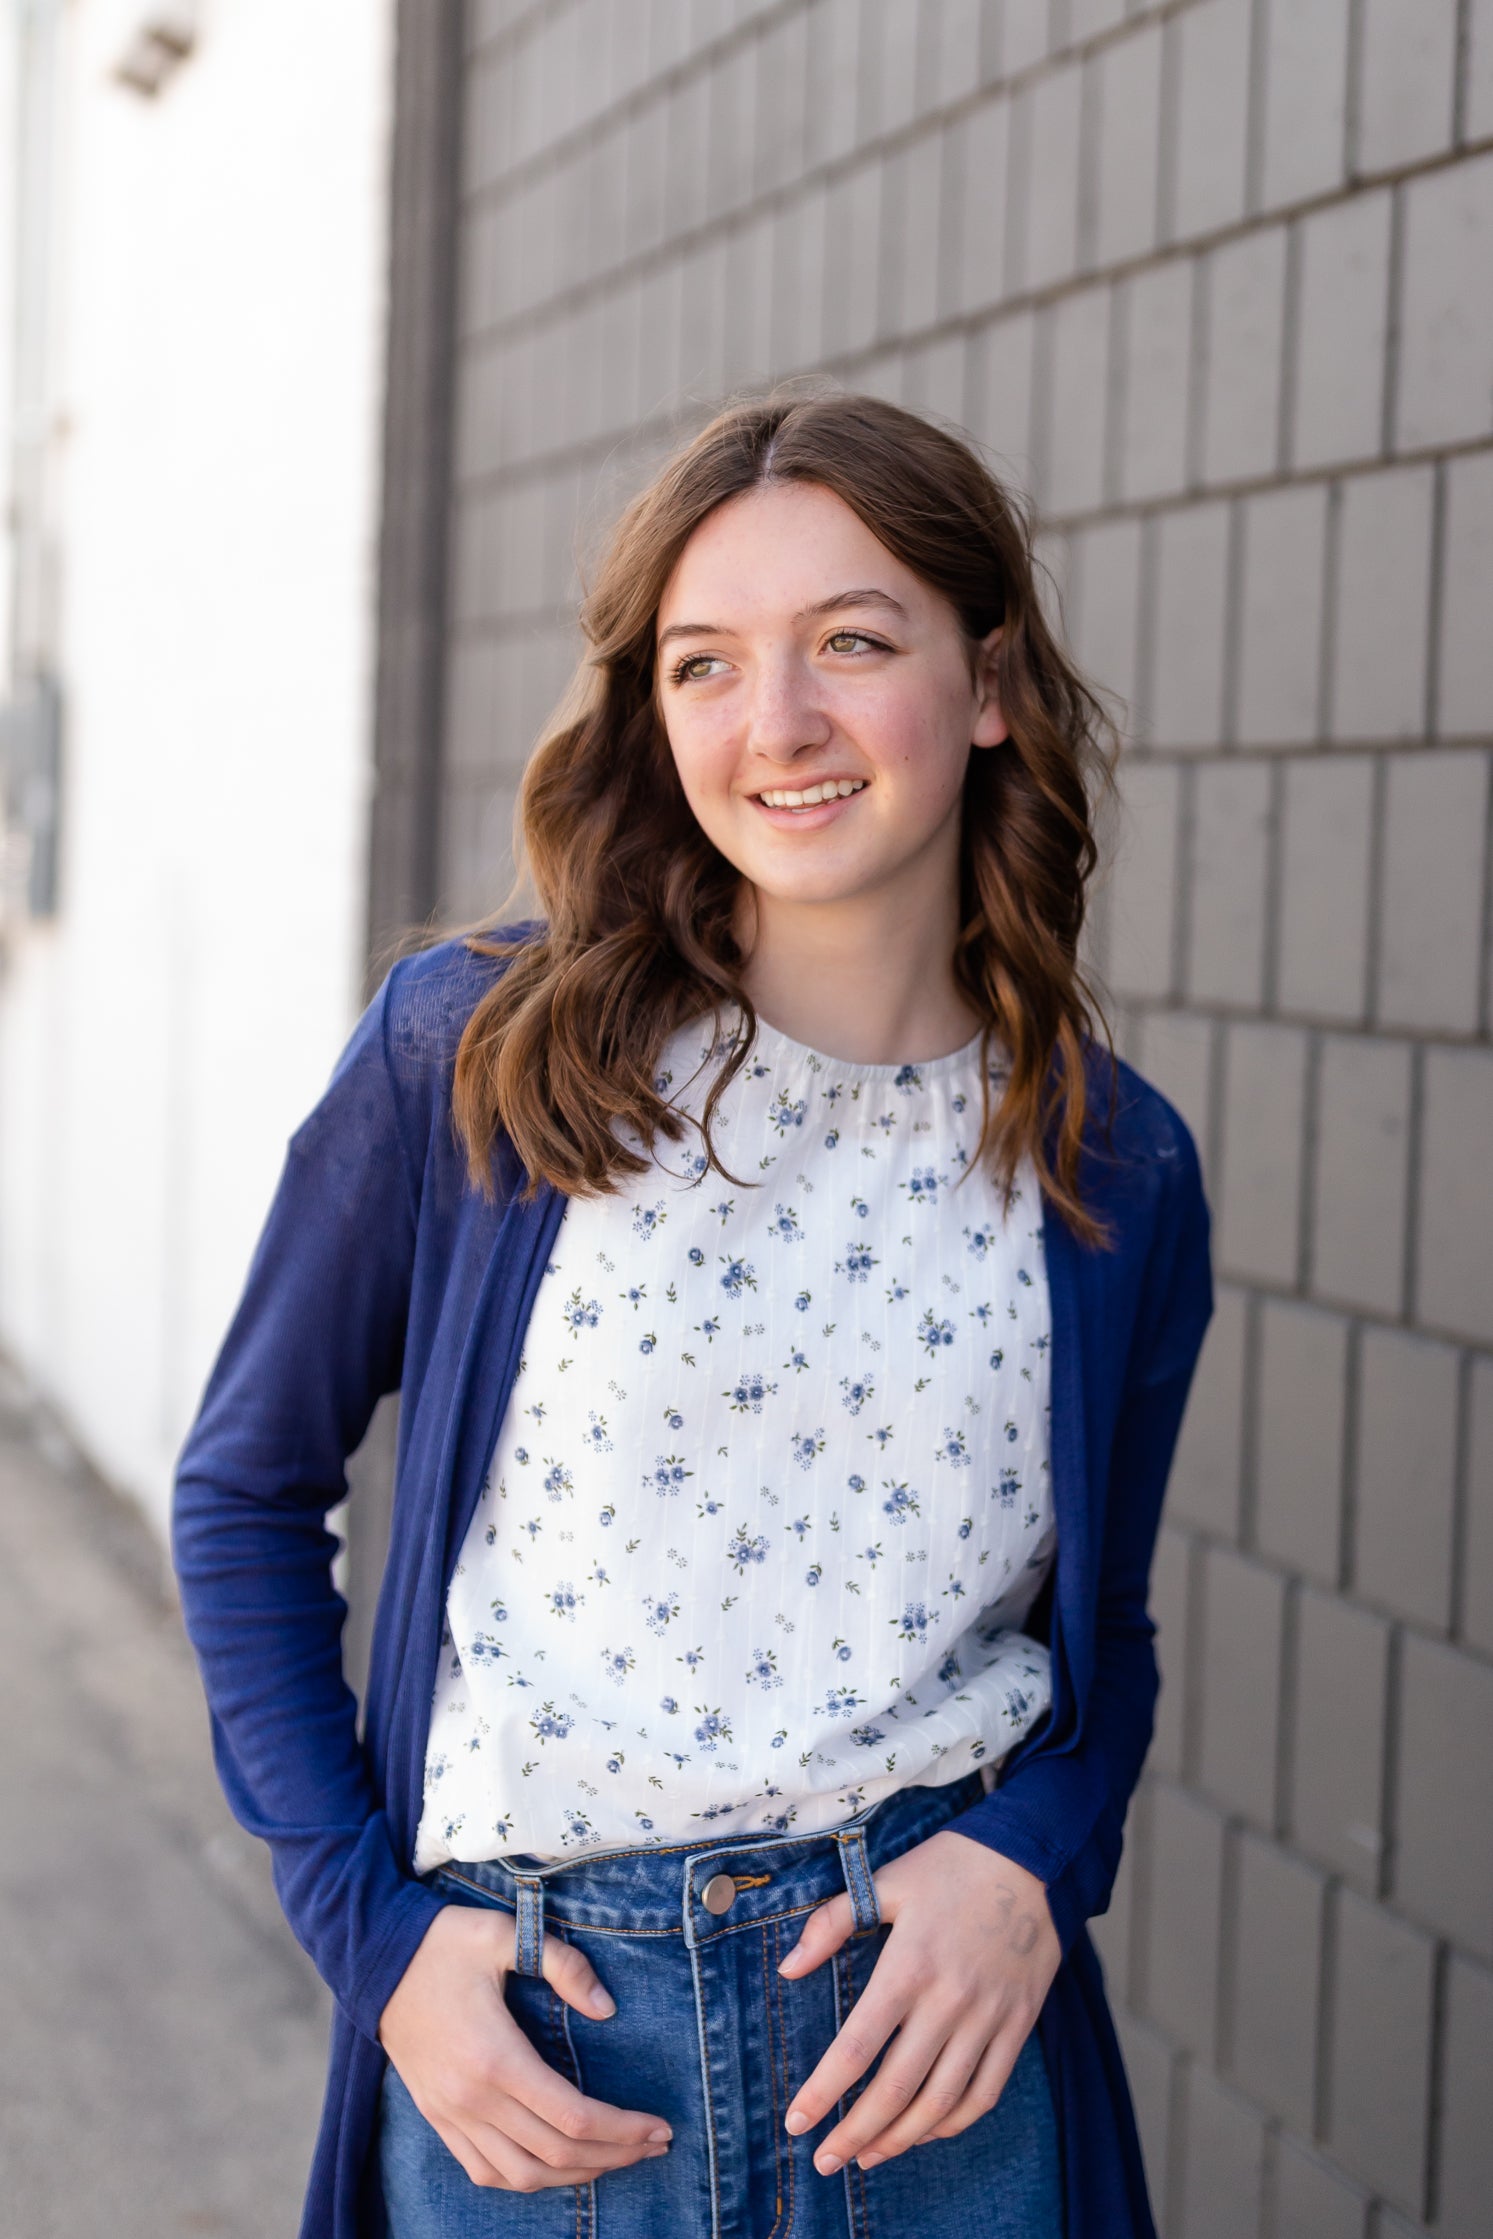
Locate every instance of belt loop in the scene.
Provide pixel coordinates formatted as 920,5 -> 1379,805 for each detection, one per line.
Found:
837,1827 -> 881,1934
512,1873 -> 546,1978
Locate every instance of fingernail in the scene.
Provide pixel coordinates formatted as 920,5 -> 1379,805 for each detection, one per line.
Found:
589,1988 -> 617,2017
815,2153 -> 843,2176
858,2152 -> 885,2170
778,1946 -> 802,1973
784,2111 -> 809,2135
646,2125 -> 672,2144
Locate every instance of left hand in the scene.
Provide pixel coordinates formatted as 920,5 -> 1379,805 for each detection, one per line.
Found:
777,1827 -> 1061,2176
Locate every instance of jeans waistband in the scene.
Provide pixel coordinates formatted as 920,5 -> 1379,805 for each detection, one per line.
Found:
427,1769 -> 987,1954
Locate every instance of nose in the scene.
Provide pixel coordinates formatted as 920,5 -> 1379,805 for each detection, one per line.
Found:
743,651 -> 832,765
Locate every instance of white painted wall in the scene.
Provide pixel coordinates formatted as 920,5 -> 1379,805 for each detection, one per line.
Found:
0,0 -> 395,1535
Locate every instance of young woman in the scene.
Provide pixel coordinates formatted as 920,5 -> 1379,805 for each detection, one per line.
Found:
174,391 -> 1212,2239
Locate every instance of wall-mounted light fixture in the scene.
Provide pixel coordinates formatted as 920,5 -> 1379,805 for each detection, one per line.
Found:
114,6 -> 199,99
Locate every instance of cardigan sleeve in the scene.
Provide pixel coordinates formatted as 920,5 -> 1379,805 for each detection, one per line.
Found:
941,1118 -> 1214,1959
171,963 -> 447,2043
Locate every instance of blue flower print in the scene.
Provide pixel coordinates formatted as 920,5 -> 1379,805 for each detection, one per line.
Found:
726,1526 -> 770,1572
820,1685 -> 866,1719
770,1204 -> 802,1242
964,1224 -> 997,1260
935,1429 -> 971,1469
989,1346 -> 1005,1371
546,1581 -> 583,1620
711,1199 -> 735,1224
804,1563 -> 823,1585
583,1413 -> 614,1453
824,1128 -> 840,1150
639,1331 -> 657,1354
677,1645 -> 706,1672
849,1724 -> 888,1749
840,1374 -> 875,1415
620,1284 -> 648,1310
601,1645 -> 636,1684
694,1707 -> 733,1751
724,1370 -> 777,1413
598,1504 -> 616,1527
957,1516 -> 973,1539
850,1195 -> 870,1220
563,1289 -> 601,1334
644,1592 -> 680,1634
561,1809 -> 595,1847
530,1702 -> 573,1744
997,1468 -> 1021,1507
791,1428 -> 825,1470
835,1241 -> 879,1282
633,1201 -> 667,1240
645,1453 -> 693,1496
719,1255 -> 757,1298
688,1246 -> 705,1267
917,1308 -> 956,1354
542,1461 -> 573,1500
784,1347 -> 811,1374
847,1473 -> 867,1495
1005,1418 -> 1020,1443
746,1648 -> 783,1690
880,1481 -> 921,1524
514,1446 -> 530,1465
794,1290 -> 812,1312
770,1092 -> 807,1134
891,1601 -> 938,1644
893,1063 -> 923,1093
788,1513 -> 813,1540
831,1635 -> 853,1661
874,1111 -> 897,1136
937,1651 -> 963,1687
1017,1266 -> 1034,1287
901,1166 -> 944,1207
663,1405 -> 685,1430
697,1316 -> 721,1342
885,1278 -> 909,1303
660,1695 -> 679,1714
467,1632 -> 506,1665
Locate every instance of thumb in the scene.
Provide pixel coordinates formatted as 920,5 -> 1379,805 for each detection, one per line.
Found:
540,1929 -> 619,2021
777,1889 -> 856,1978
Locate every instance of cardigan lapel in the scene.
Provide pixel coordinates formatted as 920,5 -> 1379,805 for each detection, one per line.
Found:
1038,1196 -> 1096,1730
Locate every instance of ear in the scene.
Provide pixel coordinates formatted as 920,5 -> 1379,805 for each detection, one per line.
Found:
971,625 -> 1009,749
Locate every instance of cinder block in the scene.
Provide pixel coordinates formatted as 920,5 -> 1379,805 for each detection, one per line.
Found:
1215,1024 -> 1308,1287
923,0 -> 988,111
704,39 -> 756,223
1196,1546 -> 1286,1827
1112,2008 -> 1175,2221
1090,1783 -> 1139,1992
821,161 -> 883,358
1289,191 -> 1392,471
1254,1300 -> 1347,1585
1149,1523 -> 1192,1779
1134,1010 -> 1214,1167
1014,62 -> 1084,290
1272,2134 -> 1369,2239
1353,1326 -> 1458,1633
1092,22 -> 1162,268
623,103 -> 669,264
1440,1954 -> 1493,2239
803,0 -> 862,167
1329,468 -> 1435,742
1276,756 -> 1373,1021
1068,0 -> 1127,39
1227,1831 -> 1325,2131
1176,2062 -> 1266,2239
1235,485 -> 1327,745
1311,1036 -> 1412,1317
1397,153 -> 1493,450
663,76 -> 711,240
1471,0 -> 1493,139
751,11 -> 808,197
1185,761 -> 1272,1008
880,131 -> 945,340
1416,1047 -> 1493,1345
1258,0 -> 1351,211
1159,1276 -> 1246,1543
1117,259 -> 1194,504
953,98 -> 1011,317
1039,284 -> 1113,516
1392,1635 -> 1493,1958
855,0 -> 920,141
1438,452 -> 1493,738
1289,1586 -> 1389,1888
1142,1781 -> 1226,2055
968,311 -> 1037,490
1146,503 -> 1231,749
770,185 -> 826,374
1001,0 -> 1053,77
1106,759 -> 1181,1000
1201,228 -> 1288,484
1377,749 -> 1489,1035
1069,517 -> 1143,722
1466,1358 -> 1493,1658
1324,1890 -> 1435,2215
1354,0 -> 1458,171
1167,0 -> 1252,242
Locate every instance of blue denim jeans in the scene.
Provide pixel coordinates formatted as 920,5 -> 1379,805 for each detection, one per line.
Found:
378,1770 -> 1063,2238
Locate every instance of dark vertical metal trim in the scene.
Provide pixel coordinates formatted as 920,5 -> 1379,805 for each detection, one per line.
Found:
365,0 -> 466,991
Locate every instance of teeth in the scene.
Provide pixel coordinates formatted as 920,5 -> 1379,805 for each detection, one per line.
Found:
757,779 -> 866,809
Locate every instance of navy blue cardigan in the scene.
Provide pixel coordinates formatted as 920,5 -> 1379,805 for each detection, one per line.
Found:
172,929 -> 1212,2239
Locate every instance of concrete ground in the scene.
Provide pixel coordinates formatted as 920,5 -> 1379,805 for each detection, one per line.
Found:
0,1390 -> 332,2239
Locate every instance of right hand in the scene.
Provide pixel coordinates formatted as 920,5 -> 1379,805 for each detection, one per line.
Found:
378,1903 -> 673,2192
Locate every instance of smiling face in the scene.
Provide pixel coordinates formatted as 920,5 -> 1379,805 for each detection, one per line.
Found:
653,480 -> 1007,924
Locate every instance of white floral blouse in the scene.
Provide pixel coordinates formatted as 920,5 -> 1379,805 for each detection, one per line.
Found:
412,1007 -> 1057,1870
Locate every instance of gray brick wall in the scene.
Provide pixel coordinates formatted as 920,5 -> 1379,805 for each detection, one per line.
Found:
429,3 -> 1493,2229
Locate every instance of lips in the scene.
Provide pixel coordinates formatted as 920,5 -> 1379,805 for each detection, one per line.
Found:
752,778 -> 867,814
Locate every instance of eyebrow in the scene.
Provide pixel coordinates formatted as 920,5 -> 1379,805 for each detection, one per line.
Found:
657,587 -> 909,650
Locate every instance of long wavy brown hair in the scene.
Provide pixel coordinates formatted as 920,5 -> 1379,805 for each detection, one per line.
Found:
450,389 -> 1115,1241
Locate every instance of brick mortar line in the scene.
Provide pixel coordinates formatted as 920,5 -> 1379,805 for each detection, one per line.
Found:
1102,996 -> 1493,1049
454,106 -> 1493,363
461,0 -> 1190,219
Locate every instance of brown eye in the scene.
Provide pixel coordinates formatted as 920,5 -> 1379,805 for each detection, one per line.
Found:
824,630 -> 886,656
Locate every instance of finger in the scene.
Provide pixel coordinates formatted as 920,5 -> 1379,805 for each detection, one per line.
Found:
809,2015 -> 954,2173
843,2028 -> 991,2168
541,1927 -> 620,2022
778,1890 -> 856,1979
784,1977 -> 910,2137
469,2086 -> 673,2177
917,2029 -> 1015,2143
484,2027 -> 673,2150
464,2116 -> 670,2193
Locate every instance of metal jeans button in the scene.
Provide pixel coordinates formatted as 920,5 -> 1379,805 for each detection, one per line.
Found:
701,1872 -> 737,1915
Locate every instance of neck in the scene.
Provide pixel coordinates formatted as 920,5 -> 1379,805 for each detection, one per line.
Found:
732,866 -> 981,1068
